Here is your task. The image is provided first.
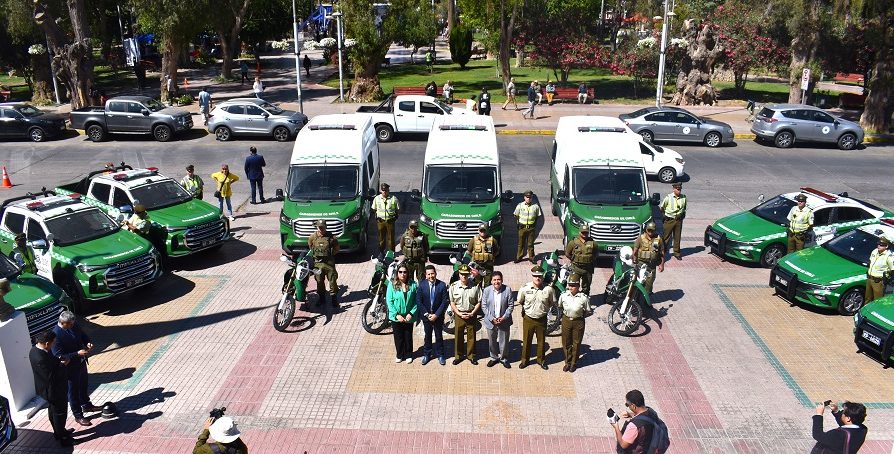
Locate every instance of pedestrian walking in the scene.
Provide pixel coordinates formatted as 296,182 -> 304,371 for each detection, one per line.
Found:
198,87 -> 212,126
545,80 -> 556,105
387,263 -> 418,363
577,82 -> 588,104
211,164 -> 239,221
165,75 -> 177,105
565,225 -> 598,295
30,330 -> 75,446
502,77 -> 517,110
559,274 -> 589,372
244,146 -> 266,204
303,54 -> 312,77
787,193 -> 814,253
481,271 -> 514,368
308,220 -> 340,306
522,81 -> 537,119
10,232 -> 37,274
811,400 -> 867,453
478,88 -> 492,116
240,61 -> 249,84
866,237 -> 893,303
660,182 -> 687,260
425,49 -> 434,73
449,264 -> 482,365
181,165 -> 204,200
534,80 -> 543,105
51,311 -> 102,427
372,183 -> 400,254
399,220 -> 429,281
514,190 -> 541,263
417,265 -> 448,365
633,222 -> 665,295
252,77 -> 264,99
517,266 -> 556,370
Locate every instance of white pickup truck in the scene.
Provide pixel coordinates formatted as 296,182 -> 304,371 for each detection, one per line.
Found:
356,95 -> 471,142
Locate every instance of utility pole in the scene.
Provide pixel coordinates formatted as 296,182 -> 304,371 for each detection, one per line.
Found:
332,11 -> 345,102
654,0 -> 674,107
292,0 -> 304,113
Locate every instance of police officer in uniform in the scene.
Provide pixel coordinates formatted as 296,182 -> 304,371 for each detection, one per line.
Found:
559,274 -> 590,372
308,220 -> 340,306
633,222 -> 665,295
467,225 -> 499,285
372,183 -> 400,254
125,204 -> 151,236
787,193 -> 814,254
399,220 -> 429,281
659,182 -> 686,260
11,232 -> 37,274
513,190 -> 542,263
564,224 -> 598,295
449,264 -> 482,365
866,237 -> 893,303
517,266 -> 556,370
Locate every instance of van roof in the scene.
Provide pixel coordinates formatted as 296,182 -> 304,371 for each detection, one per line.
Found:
291,114 -> 373,165
556,115 -> 634,135
555,117 -> 644,168
424,115 -> 499,166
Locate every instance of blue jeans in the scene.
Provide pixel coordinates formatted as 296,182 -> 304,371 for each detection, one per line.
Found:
218,196 -> 233,216
249,179 -> 265,203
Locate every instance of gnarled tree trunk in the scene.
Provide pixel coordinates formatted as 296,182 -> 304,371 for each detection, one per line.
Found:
216,0 -> 252,79
33,0 -> 94,109
860,24 -> 894,134
787,0 -> 821,103
671,19 -> 722,106
30,52 -> 55,105
160,34 -> 182,102
350,58 -> 385,102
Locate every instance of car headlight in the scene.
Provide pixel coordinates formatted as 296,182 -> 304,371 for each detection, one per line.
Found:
570,213 -> 587,227
77,263 -> 109,273
287,119 -> 302,124
280,211 -> 291,225
726,127 -> 733,134
675,158 -> 685,164
347,210 -> 362,223
854,312 -> 862,326
419,213 -> 433,227
816,283 -> 842,291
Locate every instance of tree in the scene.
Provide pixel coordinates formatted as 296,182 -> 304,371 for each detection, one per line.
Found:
1,0 -> 54,103
519,23 -> 608,83
610,36 -> 660,98
670,19 -> 723,105
393,0 -> 437,64
449,24 -> 472,68
774,0 -> 833,103
841,0 -> 894,133
209,0 -> 253,80
458,0 -> 521,86
133,0 -> 205,102
31,0 -> 94,108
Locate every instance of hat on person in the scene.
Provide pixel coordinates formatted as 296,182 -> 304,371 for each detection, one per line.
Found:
530,266 -> 544,277
523,190 -> 534,197
186,165 -> 195,172
380,183 -> 390,191
315,219 -> 327,227
478,224 -> 488,232
567,274 -> 581,285
645,221 -> 657,232
133,204 -> 147,214
458,264 -> 471,274
208,417 -> 241,444
671,182 -> 682,189
408,219 -> 419,227
14,232 -> 25,241
794,194 -> 807,202
880,237 -> 891,247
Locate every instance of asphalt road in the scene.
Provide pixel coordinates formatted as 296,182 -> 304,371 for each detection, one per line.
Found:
1,133 -> 892,219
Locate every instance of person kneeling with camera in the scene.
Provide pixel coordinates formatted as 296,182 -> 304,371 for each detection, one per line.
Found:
194,409 -> 248,454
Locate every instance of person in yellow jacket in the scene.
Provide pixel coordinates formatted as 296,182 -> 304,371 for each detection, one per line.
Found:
659,182 -> 686,260
211,164 -> 240,221
11,233 -> 37,274
513,190 -> 542,263
786,193 -> 813,253
866,237 -> 893,303
371,183 -> 400,254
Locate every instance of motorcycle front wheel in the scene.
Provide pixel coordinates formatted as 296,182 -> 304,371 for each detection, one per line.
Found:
442,307 -> 456,335
361,294 -> 391,334
607,291 -> 644,336
273,292 -> 296,332
546,305 -> 561,335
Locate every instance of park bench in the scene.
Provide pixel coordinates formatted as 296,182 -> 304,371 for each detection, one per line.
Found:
393,86 -> 442,97
552,86 -> 595,103
832,72 -> 864,85
471,47 -> 487,60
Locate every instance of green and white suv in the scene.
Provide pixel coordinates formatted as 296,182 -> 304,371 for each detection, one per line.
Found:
855,294 -> 894,366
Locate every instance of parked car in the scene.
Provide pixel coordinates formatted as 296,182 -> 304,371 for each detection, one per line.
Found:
208,98 -> 308,142
0,103 -> 67,142
356,94 -> 471,142
855,293 -> 894,367
69,96 -> 192,142
619,106 -> 734,147
750,103 -> 864,150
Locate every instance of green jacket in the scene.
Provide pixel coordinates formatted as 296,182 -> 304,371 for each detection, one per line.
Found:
386,280 -> 418,322
193,430 -> 248,454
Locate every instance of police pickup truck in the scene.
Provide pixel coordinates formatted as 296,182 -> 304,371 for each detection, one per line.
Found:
0,191 -> 162,312
2,252 -> 70,338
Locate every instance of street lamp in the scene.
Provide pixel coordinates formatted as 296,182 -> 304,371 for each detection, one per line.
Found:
330,11 -> 345,102
654,1 -> 675,107
292,0 -> 304,113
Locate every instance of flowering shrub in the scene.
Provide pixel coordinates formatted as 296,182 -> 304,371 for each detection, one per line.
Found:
319,37 -> 337,48
516,24 -> 609,82
303,40 -> 319,51
636,37 -> 657,49
28,44 -> 47,55
271,40 -> 290,51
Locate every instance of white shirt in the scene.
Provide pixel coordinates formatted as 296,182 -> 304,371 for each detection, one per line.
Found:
253,81 -> 264,94
493,287 -> 504,317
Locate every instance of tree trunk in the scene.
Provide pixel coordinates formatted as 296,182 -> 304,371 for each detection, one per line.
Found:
160,34 -> 182,102
219,0 -> 252,80
350,59 -> 385,102
859,27 -> 894,134
447,0 -> 456,36
670,19 -> 722,106
787,0 -> 820,103
30,53 -> 54,105
33,0 -> 94,109
497,0 -> 520,87
218,29 -> 233,74
515,46 -> 525,67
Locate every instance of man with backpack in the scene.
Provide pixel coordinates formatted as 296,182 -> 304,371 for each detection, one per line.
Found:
610,389 -> 670,454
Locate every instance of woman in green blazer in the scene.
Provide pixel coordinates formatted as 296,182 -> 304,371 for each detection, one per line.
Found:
387,262 -> 418,363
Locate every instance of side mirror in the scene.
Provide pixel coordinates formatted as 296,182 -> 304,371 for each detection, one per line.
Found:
650,193 -> 660,205
834,119 -> 840,125
449,256 -> 458,264
30,239 -> 48,250
45,233 -> 55,244
263,113 -> 269,118
501,190 -> 514,203
556,190 -> 568,204
279,255 -> 289,262
119,205 -> 133,214
366,188 -> 376,200
141,109 -> 150,116
410,189 -> 421,201
757,194 -> 765,203
275,189 -> 285,200
838,191 -> 848,197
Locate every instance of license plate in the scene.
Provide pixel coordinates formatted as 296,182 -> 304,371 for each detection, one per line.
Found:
774,275 -> 788,286
126,278 -> 144,288
605,245 -> 621,252
451,242 -> 466,249
862,331 -> 882,346
201,239 -> 216,248
708,236 -> 719,245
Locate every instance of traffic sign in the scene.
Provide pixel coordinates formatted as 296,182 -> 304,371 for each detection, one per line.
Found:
801,68 -> 811,90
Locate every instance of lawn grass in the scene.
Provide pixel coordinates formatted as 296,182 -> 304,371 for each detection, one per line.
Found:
0,74 -> 30,101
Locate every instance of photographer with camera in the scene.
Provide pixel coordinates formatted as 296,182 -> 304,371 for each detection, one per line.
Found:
811,400 -> 867,453
194,408 -> 247,454
609,389 -> 669,454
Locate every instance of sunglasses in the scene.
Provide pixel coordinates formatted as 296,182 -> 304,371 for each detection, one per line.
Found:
398,270 -> 408,274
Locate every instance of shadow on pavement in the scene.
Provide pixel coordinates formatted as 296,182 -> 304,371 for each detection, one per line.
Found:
73,387 -> 173,444
577,345 -> 622,368
5,428 -> 74,453
88,367 -> 136,393
170,238 -> 258,271
78,273 -> 197,317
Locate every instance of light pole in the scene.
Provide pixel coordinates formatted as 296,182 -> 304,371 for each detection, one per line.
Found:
654,0 -> 675,107
292,0 -> 304,113
331,11 -> 345,102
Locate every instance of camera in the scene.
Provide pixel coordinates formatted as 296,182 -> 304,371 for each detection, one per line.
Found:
607,408 -> 619,424
209,407 -> 227,420
823,400 -> 832,407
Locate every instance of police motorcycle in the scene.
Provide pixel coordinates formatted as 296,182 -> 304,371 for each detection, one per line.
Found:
362,250 -> 400,334
441,250 -> 490,335
540,251 -> 572,335
603,246 -> 652,336
273,249 -> 317,332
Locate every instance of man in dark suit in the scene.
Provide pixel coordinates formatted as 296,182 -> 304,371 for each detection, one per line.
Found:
244,146 -> 267,204
51,311 -> 100,426
416,264 -> 449,365
29,330 -> 75,446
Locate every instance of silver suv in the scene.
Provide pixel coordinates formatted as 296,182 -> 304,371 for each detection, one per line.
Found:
751,104 -> 863,150
208,98 -> 308,142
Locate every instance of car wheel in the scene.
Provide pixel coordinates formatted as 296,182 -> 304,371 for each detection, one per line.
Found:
837,287 -> 864,316
773,130 -> 794,148
28,127 -> 47,142
86,124 -> 106,142
759,243 -> 786,268
704,131 -> 722,148
837,132 -> 857,150
153,124 -> 173,142
273,126 -> 291,142
215,126 -> 232,141
658,167 -> 676,184
639,130 -> 654,143
375,124 -> 394,142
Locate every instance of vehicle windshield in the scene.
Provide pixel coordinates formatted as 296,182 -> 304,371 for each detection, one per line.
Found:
145,99 -> 166,112
16,105 -> 44,117
0,254 -> 20,278
45,208 -> 118,245
259,102 -> 284,115
130,180 -> 193,210
823,229 -> 877,266
572,168 -> 646,205
287,165 -> 358,201
425,166 -> 497,202
751,195 -> 796,225
434,99 -> 453,113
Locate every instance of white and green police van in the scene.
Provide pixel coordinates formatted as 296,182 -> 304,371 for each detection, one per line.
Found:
277,114 -> 380,254
410,115 -> 514,254
550,116 -> 659,254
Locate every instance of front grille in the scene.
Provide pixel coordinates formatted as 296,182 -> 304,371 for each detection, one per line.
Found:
435,220 -> 484,240
856,319 -> 893,362
293,219 -> 344,237
704,227 -> 727,255
589,222 -> 640,243
769,266 -> 798,301
184,219 -> 227,249
24,301 -> 64,337
105,252 -> 158,293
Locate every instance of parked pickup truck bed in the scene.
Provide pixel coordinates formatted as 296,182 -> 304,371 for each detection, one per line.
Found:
69,95 -> 193,142
356,94 -> 470,142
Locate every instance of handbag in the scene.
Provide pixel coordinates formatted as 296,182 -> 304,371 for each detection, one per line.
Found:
213,175 -> 227,199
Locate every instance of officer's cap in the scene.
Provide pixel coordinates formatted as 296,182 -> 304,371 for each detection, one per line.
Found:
14,232 -> 25,241
567,274 -> 581,285
671,182 -> 682,189
315,219 -> 327,227
645,221 -> 657,231
879,237 -> 891,247
458,264 -> 471,274
134,204 -> 147,214
380,183 -> 390,191
530,266 -> 544,277
408,219 -> 419,227
523,190 -> 534,197
794,194 -> 807,202
478,224 -> 488,232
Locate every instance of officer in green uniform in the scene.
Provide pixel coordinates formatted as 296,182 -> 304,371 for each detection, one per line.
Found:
467,225 -> 499,285
513,190 -> 542,263
517,266 -> 556,370
559,273 -> 590,372
659,182 -> 686,260
308,219 -> 340,306
787,193 -> 814,254
11,233 -> 37,274
125,204 -> 152,236
449,264 -> 482,365
399,220 -> 429,281
564,224 -> 598,295
633,222 -> 665,295
372,183 -> 400,254
866,236 -> 893,303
